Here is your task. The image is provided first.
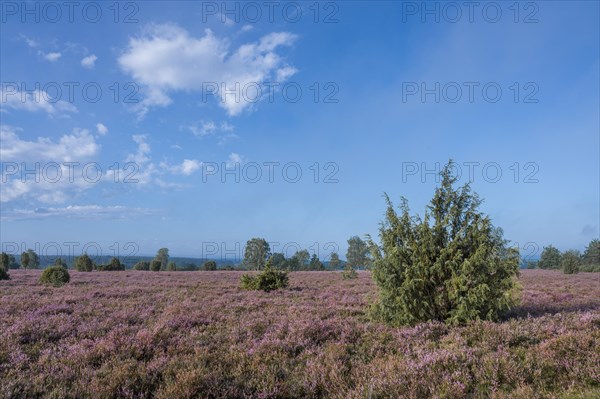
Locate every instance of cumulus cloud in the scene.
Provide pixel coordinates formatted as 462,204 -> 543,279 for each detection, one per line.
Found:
0,125 -> 102,203
0,125 -> 99,162
96,123 -> 108,135
40,51 -> 61,62
0,126 -> 216,206
0,88 -> 77,116
81,54 -> 98,68
124,135 -> 202,187
168,159 -> 202,176
118,24 -> 297,118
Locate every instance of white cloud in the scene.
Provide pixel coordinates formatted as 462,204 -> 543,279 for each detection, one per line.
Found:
40,51 -> 61,62
118,24 -> 297,118
276,66 -> 298,81
185,120 -> 238,144
124,135 -> 202,186
1,205 -> 160,221
226,152 -> 244,168
222,14 -> 235,26
21,34 -> 39,48
188,120 -> 217,137
126,134 -> 152,165
220,121 -> 235,131
96,123 -> 108,135
0,125 -> 102,204
168,159 -> 202,175
1,88 -> 77,116
0,127 -> 216,206
81,54 -> 98,68
0,125 -> 99,162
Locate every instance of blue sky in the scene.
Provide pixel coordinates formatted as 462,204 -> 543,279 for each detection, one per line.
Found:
1,1 -> 598,261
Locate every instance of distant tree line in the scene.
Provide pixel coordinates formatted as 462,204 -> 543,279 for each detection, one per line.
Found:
525,239 -> 600,273
2,237 -> 596,276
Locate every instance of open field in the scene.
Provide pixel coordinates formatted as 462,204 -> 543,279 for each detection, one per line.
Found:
1,270 -> 599,399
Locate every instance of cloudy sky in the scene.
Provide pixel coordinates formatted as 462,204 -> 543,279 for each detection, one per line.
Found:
1,1 -> 598,260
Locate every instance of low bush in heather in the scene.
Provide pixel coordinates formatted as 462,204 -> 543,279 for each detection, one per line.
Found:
580,263 -> 600,272
74,254 -> 94,272
342,265 -> 358,279
561,250 -> 581,274
133,261 -> 150,270
240,261 -> 289,292
0,267 -> 9,280
39,265 -> 70,287
202,260 -> 217,271
95,257 -> 125,271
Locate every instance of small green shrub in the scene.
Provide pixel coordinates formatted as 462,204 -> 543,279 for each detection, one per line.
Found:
95,257 -> 125,271
342,265 -> 358,279
240,261 -> 289,292
133,261 -> 150,271
561,250 -> 581,274
579,263 -> 600,273
40,266 -> 70,287
202,260 -> 217,271
0,267 -> 9,280
150,260 -> 162,272
75,254 -> 94,272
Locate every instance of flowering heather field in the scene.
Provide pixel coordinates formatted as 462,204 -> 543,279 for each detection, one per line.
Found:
1,270 -> 599,399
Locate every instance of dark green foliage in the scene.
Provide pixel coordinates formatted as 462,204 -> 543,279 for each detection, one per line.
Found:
133,261 -> 150,271
328,252 -> 341,270
243,238 -> 271,270
95,257 -> 125,271
538,245 -> 562,270
75,254 -> 94,272
525,260 -> 538,269
270,253 -> 287,269
346,236 -> 371,269
561,250 -> 581,274
180,263 -> 198,271
0,252 -> 10,271
579,263 -> 600,272
20,249 -> 40,269
54,258 -> 68,268
40,266 -> 70,287
309,254 -> 325,271
20,251 -> 29,269
154,248 -> 169,270
167,261 -> 177,271
150,260 -> 162,272
0,253 -> 13,279
369,162 -> 520,326
240,260 -> 289,292
202,260 -> 217,271
7,254 -> 19,269
342,264 -> 358,279
582,239 -> 599,266
292,249 -> 310,270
